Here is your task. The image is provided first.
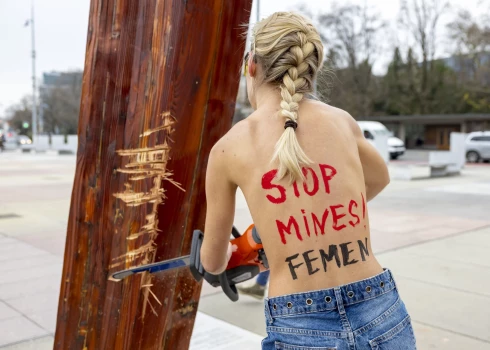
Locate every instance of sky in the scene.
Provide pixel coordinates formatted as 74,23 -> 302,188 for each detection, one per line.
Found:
0,0 -> 486,117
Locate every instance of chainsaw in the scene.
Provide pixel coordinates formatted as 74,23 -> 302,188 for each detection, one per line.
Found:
110,224 -> 269,302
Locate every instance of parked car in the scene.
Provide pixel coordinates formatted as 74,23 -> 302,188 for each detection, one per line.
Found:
357,121 -> 406,160
18,135 -> 32,145
2,130 -> 19,150
465,131 -> 490,163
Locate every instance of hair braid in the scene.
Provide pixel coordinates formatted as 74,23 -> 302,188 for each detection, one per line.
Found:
272,33 -> 317,182
252,12 -> 324,183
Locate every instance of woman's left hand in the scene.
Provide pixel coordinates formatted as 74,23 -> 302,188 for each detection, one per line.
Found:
226,242 -> 237,262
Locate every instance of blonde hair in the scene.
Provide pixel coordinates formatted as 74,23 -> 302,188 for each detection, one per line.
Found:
252,12 -> 324,183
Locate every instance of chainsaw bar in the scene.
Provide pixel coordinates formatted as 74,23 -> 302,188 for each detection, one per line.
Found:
111,255 -> 191,280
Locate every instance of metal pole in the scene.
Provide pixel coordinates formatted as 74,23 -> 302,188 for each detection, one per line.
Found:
256,0 -> 260,22
31,0 -> 38,143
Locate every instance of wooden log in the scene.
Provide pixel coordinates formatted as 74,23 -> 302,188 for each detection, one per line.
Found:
54,1 -> 252,349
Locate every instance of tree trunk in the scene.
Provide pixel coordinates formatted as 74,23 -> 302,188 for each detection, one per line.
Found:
54,1 -> 252,349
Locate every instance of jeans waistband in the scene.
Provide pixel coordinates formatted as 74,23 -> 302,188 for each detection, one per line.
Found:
265,269 -> 396,318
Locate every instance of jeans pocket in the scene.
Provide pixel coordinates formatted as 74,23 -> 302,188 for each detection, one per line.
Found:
275,341 -> 336,350
369,315 -> 416,350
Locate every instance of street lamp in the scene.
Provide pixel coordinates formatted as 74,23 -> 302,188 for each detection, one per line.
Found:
25,0 -> 37,144
31,1 -> 37,144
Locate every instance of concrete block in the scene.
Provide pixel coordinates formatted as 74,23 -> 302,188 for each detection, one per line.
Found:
374,134 -> 389,164
390,164 -> 431,180
430,164 -> 450,177
58,149 -> 75,155
449,133 -> 466,169
427,133 -> 466,176
50,136 -> 65,149
45,150 -> 59,156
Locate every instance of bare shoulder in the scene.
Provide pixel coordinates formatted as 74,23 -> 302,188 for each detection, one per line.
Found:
211,117 -> 254,153
208,114 -> 256,168
316,101 -> 354,120
305,100 -> 360,133
331,106 -> 362,136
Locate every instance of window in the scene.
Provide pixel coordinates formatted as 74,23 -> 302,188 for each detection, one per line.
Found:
363,130 -> 374,140
471,136 -> 490,142
374,129 -> 389,136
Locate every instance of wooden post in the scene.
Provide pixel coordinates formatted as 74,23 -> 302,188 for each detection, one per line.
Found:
54,1 -> 252,349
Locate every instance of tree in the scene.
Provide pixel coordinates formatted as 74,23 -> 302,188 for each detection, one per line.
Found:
6,96 -> 34,137
382,45 -> 468,115
447,8 -> 490,112
448,10 -> 490,62
399,0 -> 450,113
382,48 -> 412,115
316,3 -> 387,118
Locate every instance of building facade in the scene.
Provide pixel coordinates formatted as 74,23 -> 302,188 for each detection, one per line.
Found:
363,114 -> 490,150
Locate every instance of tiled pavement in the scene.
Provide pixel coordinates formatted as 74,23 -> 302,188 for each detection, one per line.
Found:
1,151 -> 490,349
0,152 -> 71,348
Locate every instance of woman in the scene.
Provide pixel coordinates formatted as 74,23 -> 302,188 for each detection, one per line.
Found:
200,11 -> 416,350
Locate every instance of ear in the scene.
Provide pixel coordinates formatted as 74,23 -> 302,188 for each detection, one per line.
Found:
248,54 -> 257,77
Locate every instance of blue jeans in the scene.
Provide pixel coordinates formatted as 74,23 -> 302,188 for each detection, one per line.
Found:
257,270 -> 270,286
262,269 -> 416,350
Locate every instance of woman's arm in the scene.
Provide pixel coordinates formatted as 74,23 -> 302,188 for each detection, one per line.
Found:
346,113 -> 390,201
200,142 -> 237,275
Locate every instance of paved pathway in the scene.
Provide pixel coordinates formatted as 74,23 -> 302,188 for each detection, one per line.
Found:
1,151 -> 489,349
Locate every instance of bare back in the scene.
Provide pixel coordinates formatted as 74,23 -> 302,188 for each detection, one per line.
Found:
225,100 -> 384,297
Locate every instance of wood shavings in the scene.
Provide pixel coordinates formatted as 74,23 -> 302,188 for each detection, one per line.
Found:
111,112 -> 185,317
146,286 -> 163,306
147,299 -> 158,317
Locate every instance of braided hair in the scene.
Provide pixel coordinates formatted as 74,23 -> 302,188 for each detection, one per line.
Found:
252,12 -> 324,183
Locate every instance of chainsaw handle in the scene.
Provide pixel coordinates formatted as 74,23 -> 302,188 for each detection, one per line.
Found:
219,272 -> 239,301
231,226 -> 241,239
190,227 -> 249,302
190,230 -> 204,282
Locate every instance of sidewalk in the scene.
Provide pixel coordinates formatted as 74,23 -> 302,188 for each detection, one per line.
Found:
1,151 -> 489,349
196,164 -> 490,349
197,227 -> 490,349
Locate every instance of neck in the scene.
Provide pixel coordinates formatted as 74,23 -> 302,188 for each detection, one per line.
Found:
254,83 -> 310,111
254,83 -> 281,110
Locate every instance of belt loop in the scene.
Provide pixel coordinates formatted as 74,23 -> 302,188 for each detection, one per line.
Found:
389,269 -> 398,291
264,298 -> 274,325
334,287 -> 345,315
334,286 -> 353,334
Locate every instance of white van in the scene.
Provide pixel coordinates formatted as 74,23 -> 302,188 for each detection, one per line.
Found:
357,121 -> 406,160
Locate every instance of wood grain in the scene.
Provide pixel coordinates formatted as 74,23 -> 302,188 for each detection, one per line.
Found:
54,1 -> 252,349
